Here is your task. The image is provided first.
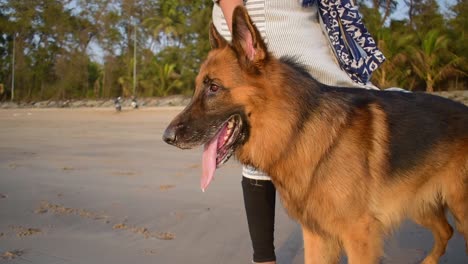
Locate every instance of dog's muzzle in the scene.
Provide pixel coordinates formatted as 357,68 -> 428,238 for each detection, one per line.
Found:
163,125 -> 178,146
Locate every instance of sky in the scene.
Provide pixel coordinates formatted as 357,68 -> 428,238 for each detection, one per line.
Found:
392,0 -> 456,20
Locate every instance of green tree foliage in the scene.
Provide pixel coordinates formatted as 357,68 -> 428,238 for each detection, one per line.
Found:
0,0 -> 466,101
409,30 -> 462,92
0,0 -> 212,101
359,0 -> 467,91
447,0 -> 467,85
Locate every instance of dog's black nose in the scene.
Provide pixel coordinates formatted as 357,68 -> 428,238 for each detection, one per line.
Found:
163,126 -> 177,145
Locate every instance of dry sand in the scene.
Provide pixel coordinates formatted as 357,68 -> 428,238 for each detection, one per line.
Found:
0,108 -> 466,264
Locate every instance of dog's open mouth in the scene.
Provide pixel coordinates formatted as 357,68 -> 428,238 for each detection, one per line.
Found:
201,115 -> 242,191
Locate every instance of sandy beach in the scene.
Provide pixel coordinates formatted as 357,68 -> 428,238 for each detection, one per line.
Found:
0,108 -> 466,264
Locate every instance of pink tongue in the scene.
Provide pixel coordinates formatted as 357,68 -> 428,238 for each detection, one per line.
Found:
201,135 -> 219,192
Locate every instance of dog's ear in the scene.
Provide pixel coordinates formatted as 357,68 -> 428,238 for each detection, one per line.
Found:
209,23 -> 228,49
231,6 -> 268,69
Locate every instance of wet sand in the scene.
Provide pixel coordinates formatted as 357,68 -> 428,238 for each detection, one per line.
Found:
0,108 -> 466,264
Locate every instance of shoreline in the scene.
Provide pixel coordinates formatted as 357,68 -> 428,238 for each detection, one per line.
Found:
0,95 -> 191,109
1,90 -> 467,109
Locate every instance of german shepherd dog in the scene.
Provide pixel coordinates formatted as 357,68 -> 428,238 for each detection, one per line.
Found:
163,6 -> 468,264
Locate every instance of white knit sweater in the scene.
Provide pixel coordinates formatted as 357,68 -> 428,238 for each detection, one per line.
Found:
212,0 -> 375,180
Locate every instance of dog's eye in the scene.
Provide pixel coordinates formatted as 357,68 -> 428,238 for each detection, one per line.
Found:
209,83 -> 220,93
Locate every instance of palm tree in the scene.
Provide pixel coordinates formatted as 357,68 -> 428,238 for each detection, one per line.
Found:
372,28 -> 414,89
409,30 -> 463,92
143,0 -> 185,49
153,63 -> 182,96
138,61 -> 182,97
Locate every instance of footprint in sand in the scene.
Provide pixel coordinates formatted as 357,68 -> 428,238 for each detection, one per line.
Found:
172,172 -> 185,177
8,163 -> 18,169
112,222 -> 175,240
155,232 -> 175,240
112,223 -> 128,230
34,201 -> 109,221
9,226 -> 42,237
187,164 -> 200,169
1,250 -> 24,260
159,184 -> 175,191
112,171 -> 137,177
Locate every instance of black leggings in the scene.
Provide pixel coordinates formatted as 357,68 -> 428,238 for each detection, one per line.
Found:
242,176 -> 276,263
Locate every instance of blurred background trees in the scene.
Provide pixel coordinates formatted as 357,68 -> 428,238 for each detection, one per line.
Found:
358,0 -> 467,91
0,0 -> 466,102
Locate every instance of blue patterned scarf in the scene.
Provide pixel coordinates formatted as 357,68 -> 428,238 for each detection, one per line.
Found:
303,0 -> 385,85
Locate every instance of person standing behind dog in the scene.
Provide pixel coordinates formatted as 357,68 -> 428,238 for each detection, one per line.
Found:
212,0 -> 385,263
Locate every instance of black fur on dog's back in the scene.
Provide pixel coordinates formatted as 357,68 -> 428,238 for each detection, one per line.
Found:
279,56 -> 468,175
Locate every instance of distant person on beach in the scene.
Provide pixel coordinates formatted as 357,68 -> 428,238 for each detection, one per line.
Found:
114,97 -> 122,112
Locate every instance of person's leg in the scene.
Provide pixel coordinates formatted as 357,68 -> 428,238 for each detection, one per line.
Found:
242,176 -> 276,263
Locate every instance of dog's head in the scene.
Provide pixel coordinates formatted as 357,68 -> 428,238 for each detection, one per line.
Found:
163,6 -> 271,190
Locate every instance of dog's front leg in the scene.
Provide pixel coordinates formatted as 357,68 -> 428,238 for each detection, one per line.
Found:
301,225 -> 340,264
340,215 -> 384,264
